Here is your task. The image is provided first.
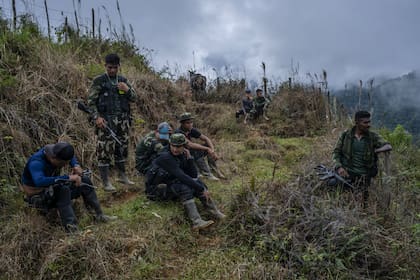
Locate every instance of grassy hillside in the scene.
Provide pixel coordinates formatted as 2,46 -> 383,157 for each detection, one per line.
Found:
1,15 -> 419,280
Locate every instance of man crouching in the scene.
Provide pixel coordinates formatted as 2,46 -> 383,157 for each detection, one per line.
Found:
21,142 -> 116,233
145,133 -> 225,230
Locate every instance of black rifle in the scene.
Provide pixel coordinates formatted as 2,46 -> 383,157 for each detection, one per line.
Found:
54,169 -> 97,189
314,164 -> 355,189
77,101 -> 122,146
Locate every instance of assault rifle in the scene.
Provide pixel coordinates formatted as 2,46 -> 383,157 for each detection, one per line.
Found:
77,101 -> 122,146
54,169 -> 97,189
314,164 -> 355,189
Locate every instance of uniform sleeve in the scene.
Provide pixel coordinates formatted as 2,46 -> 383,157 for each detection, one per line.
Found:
125,79 -> 137,102
155,154 -> 204,192
87,76 -> 102,119
190,128 -> 202,139
332,132 -> 346,169
70,156 -> 79,168
373,132 -> 389,149
28,160 -> 69,187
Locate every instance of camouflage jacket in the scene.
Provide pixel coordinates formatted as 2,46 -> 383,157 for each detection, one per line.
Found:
87,73 -> 136,119
332,127 -> 388,174
135,131 -> 168,174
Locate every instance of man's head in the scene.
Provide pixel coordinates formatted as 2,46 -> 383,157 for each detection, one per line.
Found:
256,88 -> 263,96
179,112 -> 194,130
156,122 -> 171,141
105,53 -> 120,77
169,133 -> 187,156
45,142 -> 74,167
245,89 -> 252,96
354,110 -> 371,133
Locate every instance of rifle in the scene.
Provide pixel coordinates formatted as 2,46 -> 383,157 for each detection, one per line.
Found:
314,164 -> 355,189
54,169 -> 97,189
77,101 -> 122,146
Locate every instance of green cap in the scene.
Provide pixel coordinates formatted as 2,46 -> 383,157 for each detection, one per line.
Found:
169,133 -> 187,146
179,112 -> 194,122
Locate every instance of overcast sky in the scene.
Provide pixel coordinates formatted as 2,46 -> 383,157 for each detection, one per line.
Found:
2,0 -> 420,89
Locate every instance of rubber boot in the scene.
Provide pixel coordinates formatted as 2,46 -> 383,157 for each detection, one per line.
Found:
58,204 -> 79,233
208,157 -> 225,179
116,162 -> 135,185
200,197 -> 226,220
195,157 -> 219,181
99,165 -> 116,192
81,184 -> 117,222
183,199 -> 214,230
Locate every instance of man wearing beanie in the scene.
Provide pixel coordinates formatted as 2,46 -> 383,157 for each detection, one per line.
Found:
21,142 -> 116,233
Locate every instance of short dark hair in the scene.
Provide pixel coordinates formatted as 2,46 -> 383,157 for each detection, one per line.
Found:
105,53 -> 120,65
355,110 -> 371,121
256,88 -> 263,93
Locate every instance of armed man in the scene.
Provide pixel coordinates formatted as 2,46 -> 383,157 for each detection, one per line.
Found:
135,122 -> 171,175
333,111 -> 392,206
174,112 -> 223,180
145,133 -> 225,231
88,53 -> 137,192
21,142 -> 116,233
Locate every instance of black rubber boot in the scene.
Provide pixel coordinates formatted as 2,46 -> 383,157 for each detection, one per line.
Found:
200,197 -> 226,220
99,165 -> 116,192
115,162 -> 134,185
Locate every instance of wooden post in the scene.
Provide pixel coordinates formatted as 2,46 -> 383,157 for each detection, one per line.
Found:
44,0 -> 51,40
12,0 -> 17,30
74,11 -> 80,37
91,8 -> 95,38
358,80 -> 363,110
64,16 -> 68,43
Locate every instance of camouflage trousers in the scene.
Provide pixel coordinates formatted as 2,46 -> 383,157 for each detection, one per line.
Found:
96,115 -> 130,166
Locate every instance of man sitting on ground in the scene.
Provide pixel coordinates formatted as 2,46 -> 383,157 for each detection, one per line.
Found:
21,142 -> 116,232
174,112 -> 223,180
236,89 -> 254,124
135,122 -> 171,175
145,133 -> 225,230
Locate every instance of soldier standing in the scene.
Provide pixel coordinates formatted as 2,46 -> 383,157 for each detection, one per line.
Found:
88,53 -> 137,191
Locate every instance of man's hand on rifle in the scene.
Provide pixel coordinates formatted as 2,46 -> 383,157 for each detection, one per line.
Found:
337,167 -> 349,178
69,174 -> 82,187
96,116 -> 106,129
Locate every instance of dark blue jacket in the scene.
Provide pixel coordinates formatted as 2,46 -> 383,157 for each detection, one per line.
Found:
22,147 -> 79,187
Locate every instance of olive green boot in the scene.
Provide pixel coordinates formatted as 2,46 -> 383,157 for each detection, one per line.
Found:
99,165 -> 116,192
183,199 -> 214,230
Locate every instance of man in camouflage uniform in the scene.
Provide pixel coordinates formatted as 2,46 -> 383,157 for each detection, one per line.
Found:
135,122 -> 171,175
145,133 -> 225,230
333,111 -> 392,206
253,88 -> 270,121
88,53 -> 137,191
175,112 -> 223,180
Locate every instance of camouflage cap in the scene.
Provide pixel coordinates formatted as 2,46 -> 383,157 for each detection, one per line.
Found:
169,133 -> 187,146
179,112 -> 194,122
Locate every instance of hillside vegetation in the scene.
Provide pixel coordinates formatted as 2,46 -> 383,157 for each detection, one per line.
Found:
1,15 -> 419,280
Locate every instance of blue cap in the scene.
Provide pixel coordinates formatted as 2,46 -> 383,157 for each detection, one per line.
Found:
158,122 -> 170,140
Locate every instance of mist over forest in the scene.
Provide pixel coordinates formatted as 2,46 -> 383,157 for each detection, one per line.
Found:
334,70 -> 420,141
